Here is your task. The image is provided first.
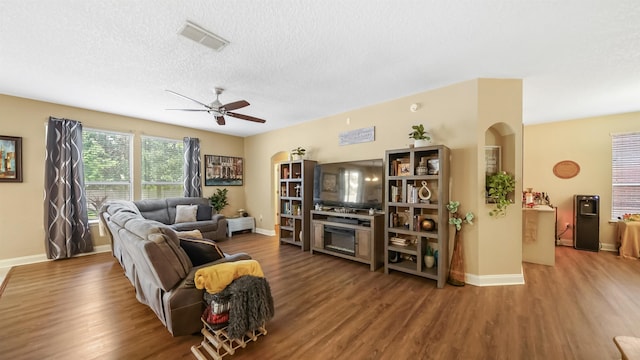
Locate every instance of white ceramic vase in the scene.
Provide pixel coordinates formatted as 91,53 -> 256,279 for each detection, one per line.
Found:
424,255 -> 435,269
414,138 -> 431,148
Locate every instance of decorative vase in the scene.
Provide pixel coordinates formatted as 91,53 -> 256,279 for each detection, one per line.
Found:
414,139 -> 430,148
421,218 -> 436,231
448,230 -> 465,286
424,255 -> 435,269
292,154 -> 302,160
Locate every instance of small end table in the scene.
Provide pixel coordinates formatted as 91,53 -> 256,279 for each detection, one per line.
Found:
227,217 -> 255,238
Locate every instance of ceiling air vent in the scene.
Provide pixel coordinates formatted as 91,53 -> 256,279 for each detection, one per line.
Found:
178,21 -> 229,51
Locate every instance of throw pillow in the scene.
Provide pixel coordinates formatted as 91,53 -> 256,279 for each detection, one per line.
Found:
175,205 -> 198,224
180,238 -> 225,266
196,204 -> 213,221
175,229 -> 204,239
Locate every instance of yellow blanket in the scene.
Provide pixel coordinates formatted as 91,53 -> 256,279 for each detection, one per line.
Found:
194,260 -> 264,294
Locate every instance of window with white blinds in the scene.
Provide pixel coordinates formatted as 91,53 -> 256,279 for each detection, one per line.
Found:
141,136 -> 184,199
83,128 -> 133,220
612,132 -> 640,219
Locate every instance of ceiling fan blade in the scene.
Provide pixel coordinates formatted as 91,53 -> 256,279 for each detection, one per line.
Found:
226,111 -> 267,123
166,108 -> 211,112
220,100 -> 250,111
216,115 -> 226,125
165,90 -> 211,109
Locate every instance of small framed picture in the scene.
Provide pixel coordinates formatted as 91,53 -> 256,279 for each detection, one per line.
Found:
0,135 -> 23,183
484,146 -> 501,176
397,163 -> 411,176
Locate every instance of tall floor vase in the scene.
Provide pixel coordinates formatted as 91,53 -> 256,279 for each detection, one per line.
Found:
447,230 -> 465,286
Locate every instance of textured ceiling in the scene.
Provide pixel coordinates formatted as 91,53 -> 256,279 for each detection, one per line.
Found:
1,1 -> 639,137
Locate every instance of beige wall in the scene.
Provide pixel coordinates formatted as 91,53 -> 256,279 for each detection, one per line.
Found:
2,78 -> 529,281
245,78 -> 524,279
523,111 -> 640,249
0,94 -> 244,260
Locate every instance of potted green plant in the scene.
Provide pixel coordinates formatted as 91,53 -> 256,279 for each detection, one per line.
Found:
208,188 -> 229,213
486,171 -> 516,217
291,146 -> 306,160
424,245 -> 435,269
408,124 -> 431,147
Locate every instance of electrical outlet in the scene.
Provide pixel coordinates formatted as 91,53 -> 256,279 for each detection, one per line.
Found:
259,214 -> 263,222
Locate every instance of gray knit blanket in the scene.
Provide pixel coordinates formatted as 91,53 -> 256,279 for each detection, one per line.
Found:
204,275 -> 274,339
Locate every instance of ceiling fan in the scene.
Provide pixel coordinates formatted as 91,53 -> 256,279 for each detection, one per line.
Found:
165,87 -> 266,125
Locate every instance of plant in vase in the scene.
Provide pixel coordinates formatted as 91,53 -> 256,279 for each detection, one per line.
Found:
446,200 -> 475,286
291,146 -> 306,160
408,124 -> 431,147
487,171 -> 516,217
208,188 -> 229,213
424,245 -> 435,269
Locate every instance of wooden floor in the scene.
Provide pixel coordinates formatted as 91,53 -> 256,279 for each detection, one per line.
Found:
1,233 -> 639,360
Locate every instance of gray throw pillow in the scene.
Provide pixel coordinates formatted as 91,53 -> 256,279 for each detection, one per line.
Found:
196,205 -> 213,221
175,205 -> 197,224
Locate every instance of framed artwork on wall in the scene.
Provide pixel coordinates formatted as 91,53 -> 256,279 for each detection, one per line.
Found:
0,135 -> 23,183
204,155 -> 243,186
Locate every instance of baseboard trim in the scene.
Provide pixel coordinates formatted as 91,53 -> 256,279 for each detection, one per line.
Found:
557,238 -> 573,247
465,266 -> 525,287
557,239 -> 617,252
255,228 -> 275,237
0,245 -> 111,269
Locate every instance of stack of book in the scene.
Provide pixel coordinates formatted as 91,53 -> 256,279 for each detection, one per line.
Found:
390,237 -> 410,247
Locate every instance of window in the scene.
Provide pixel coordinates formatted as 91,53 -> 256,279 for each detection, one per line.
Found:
141,136 -> 184,199
612,132 -> 640,219
83,129 -> 133,220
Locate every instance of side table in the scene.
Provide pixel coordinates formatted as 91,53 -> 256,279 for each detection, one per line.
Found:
227,217 -> 255,238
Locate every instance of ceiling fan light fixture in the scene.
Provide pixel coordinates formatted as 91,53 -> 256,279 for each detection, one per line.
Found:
178,21 -> 229,52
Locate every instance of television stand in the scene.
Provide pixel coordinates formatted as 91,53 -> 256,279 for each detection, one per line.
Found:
310,210 -> 385,271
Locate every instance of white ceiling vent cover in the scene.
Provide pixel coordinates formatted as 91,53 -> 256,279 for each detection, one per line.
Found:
178,21 -> 229,51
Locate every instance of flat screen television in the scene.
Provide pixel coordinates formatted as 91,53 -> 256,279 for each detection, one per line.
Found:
313,159 -> 384,211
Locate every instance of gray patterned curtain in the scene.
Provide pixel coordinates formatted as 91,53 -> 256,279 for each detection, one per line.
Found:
183,137 -> 202,197
44,117 -> 92,259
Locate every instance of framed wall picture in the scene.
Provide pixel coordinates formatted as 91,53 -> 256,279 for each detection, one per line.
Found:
204,155 -> 243,186
0,135 -> 23,183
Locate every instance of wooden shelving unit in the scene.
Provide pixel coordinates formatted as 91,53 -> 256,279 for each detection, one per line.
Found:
384,145 -> 450,288
278,159 -> 316,251
310,210 -> 385,271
